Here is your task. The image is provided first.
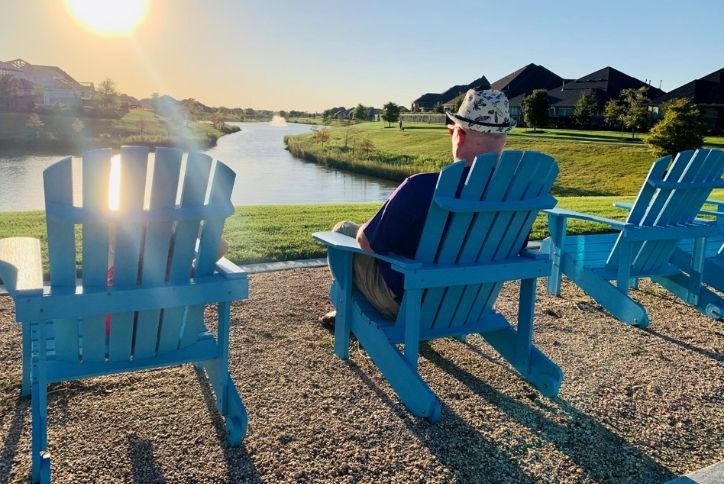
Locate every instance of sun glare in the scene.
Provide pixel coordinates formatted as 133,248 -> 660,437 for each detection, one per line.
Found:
64,0 -> 149,36
108,154 -> 121,210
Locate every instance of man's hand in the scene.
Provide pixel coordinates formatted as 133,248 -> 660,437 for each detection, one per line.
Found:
356,225 -> 373,252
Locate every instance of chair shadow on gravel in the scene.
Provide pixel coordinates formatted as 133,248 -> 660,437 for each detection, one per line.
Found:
642,327 -> 723,362
194,367 -> 261,483
345,359 -> 539,483
128,437 -> 166,483
422,344 -> 678,483
0,397 -> 26,483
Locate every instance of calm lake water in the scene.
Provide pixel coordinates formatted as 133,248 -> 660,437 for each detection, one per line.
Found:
0,122 -> 397,212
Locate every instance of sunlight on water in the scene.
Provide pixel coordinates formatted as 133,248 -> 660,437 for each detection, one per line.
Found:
269,114 -> 287,127
108,154 -> 121,210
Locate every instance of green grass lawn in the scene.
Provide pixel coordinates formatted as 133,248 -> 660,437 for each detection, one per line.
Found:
287,122 -> 724,196
0,196 -> 643,273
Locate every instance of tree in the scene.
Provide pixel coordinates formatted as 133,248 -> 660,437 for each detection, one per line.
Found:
211,112 -> 226,130
381,102 -> 400,127
357,138 -> 374,157
619,86 -> 649,140
322,109 -> 331,124
311,127 -> 330,148
603,99 -> 624,130
97,77 -> 119,113
354,104 -> 367,121
25,113 -> 44,139
645,98 -> 705,157
433,103 -> 445,114
522,89 -> 548,131
573,90 -> 598,128
72,117 -> 85,133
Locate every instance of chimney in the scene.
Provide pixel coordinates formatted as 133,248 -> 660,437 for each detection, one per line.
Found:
561,80 -> 565,91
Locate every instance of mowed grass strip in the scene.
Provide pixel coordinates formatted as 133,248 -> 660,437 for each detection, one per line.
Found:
286,123 -> 724,196
0,195 -> 651,274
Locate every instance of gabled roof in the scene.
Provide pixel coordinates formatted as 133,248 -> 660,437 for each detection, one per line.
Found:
491,63 -> 563,99
653,67 -> 724,105
413,75 -> 491,107
556,66 -> 665,99
544,66 -> 666,108
0,60 -> 21,72
3,58 -> 81,89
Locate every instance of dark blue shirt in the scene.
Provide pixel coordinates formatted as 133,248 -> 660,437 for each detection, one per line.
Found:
362,172 -> 443,297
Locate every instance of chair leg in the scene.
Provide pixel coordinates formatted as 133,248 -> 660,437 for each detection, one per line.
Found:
22,321 -> 30,397
203,359 -> 248,446
201,301 -> 248,446
561,253 -> 649,327
352,317 -> 441,422
480,313 -> 563,398
30,321 -> 51,483
653,273 -> 724,320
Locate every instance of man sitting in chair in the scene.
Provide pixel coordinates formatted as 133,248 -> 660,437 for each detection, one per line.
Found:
321,89 -> 515,326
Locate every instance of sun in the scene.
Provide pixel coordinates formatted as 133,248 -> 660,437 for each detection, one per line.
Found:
64,0 -> 149,37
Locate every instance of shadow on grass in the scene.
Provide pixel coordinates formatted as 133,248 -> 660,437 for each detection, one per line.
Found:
552,185 -> 615,197
346,359 -> 538,483
0,397 -> 26,483
194,367 -> 261,483
421,344 -> 677,483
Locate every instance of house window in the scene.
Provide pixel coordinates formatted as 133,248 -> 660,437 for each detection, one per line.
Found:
510,106 -> 520,115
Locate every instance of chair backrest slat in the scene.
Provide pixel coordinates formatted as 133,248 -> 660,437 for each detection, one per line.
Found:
43,157 -> 80,362
107,146 -> 149,361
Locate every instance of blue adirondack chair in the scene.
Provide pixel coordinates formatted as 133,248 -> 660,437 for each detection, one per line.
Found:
541,149 -> 724,328
0,147 -> 248,483
314,151 -> 563,421
663,198 -> 724,311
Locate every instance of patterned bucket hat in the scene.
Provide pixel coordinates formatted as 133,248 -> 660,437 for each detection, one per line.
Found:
446,89 -> 515,134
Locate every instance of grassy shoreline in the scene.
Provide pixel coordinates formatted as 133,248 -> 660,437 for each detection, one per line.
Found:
0,110 -> 239,156
286,122 -> 724,196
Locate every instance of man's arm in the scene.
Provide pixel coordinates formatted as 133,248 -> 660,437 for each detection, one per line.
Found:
356,224 -> 373,252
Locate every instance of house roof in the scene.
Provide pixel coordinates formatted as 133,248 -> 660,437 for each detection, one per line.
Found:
412,75 -> 491,107
491,63 -> 563,99
4,58 -> 82,89
542,66 -> 666,108
0,61 -> 21,72
653,67 -> 724,105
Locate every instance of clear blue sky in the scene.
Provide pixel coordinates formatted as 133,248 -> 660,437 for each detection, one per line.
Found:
1,0 -> 722,111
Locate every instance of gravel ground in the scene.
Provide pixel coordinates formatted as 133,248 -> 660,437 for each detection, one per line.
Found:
0,267 -> 722,483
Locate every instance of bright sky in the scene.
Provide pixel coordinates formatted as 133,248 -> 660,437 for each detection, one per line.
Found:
1,0 -> 722,112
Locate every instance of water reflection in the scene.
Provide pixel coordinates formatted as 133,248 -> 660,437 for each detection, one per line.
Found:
0,122 -> 397,212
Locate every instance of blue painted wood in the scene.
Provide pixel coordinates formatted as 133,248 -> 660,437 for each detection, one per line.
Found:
544,149 -> 724,326
81,149 -> 112,363
135,147 -> 182,359
3,147 -> 249,482
162,152 -> 212,353
108,146 -> 148,362
42,158 -> 78,368
315,150 -> 563,421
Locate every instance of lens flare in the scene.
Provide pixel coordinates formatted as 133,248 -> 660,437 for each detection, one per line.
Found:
64,0 -> 149,37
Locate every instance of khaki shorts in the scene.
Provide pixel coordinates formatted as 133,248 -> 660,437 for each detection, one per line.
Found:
332,221 -> 400,320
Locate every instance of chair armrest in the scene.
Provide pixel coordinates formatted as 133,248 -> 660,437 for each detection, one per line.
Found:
544,208 -> 630,231
312,231 -> 422,270
612,202 -> 633,211
0,237 -> 44,297
215,257 -> 248,280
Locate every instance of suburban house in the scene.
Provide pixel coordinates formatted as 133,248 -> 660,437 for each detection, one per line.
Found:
492,64 -> 565,124
544,66 -> 665,128
411,75 -> 490,112
0,58 -> 94,107
0,62 -> 35,112
652,67 -> 724,133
